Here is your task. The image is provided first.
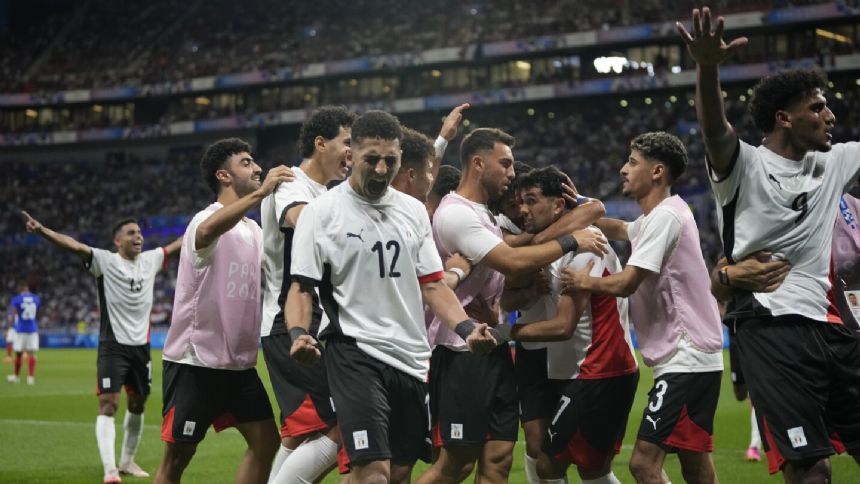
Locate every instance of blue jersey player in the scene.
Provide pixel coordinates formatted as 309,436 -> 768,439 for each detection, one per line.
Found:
7,281 -> 41,385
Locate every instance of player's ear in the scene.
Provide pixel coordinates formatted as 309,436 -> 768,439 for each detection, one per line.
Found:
314,135 -> 326,153
775,110 -> 791,130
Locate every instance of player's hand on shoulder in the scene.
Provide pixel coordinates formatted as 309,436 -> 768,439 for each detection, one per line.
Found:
259,165 -> 296,195
560,260 -> 595,293
572,228 -> 608,256
465,323 -> 497,355
21,211 -> 43,234
289,334 -> 321,365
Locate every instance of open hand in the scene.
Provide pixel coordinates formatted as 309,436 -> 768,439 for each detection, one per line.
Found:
676,7 -> 748,66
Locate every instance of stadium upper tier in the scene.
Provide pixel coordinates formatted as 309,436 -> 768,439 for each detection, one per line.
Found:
0,0 -> 841,96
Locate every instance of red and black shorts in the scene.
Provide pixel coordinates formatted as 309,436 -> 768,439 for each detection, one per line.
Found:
96,341 -> 151,397
160,361 -> 274,444
735,315 -> 860,474
636,371 -> 721,453
544,372 -> 639,472
429,344 -> 518,447
514,343 -> 556,425
262,333 -> 336,439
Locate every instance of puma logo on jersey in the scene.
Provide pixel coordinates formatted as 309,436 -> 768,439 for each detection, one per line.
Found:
767,173 -> 783,190
547,429 -> 558,442
645,415 -> 661,430
346,229 -> 364,242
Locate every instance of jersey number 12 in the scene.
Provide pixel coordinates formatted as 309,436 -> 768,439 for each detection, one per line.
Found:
371,240 -> 401,278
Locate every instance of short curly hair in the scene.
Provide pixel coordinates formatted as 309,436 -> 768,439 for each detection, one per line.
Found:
630,131 -> 687,183
431,165 -> 461,198
400,127 -> 434,170
749,70 -> 827,134
200,138 -> 252,195
299,106 -> 355,158
518,166 -> 567,199
351,110 -> 402,146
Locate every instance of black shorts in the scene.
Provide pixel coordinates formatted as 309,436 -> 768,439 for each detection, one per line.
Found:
637,371 -> 721,453
96,341 -> 151,397
727,329 -> 745,387
514,343 -> 555,424
735,315 -> 860,474
429,344 -> 518,447
324,336 -> 430,468
262,333 -> 336,439
545,372 -> 639,472
160,361 -> 274,444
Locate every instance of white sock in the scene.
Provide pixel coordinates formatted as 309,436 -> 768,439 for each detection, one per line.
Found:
524,453 -> 541,484
119,412 -> 143,467
524,452 -> 568,484
268,445 -> 294,483
272,433 -> 338,484
96,415 -> 117,473
582,472 -> 621,484
750,407 -> 762,450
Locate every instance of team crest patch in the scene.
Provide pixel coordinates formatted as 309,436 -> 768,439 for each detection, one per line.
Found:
102,377 -> 111,389
787,427 -> 808,448
183,421 -> 197,436
353,430 -> 369,450
451,423 -> 463,440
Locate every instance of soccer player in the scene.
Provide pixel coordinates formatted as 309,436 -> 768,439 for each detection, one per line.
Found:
418,128 -> 608,484
286,110 -> 498,484
562,132 -> 724,484
505,167 -> 638,484
678,7 -> 860,481
6,281 -> 41,385
22,210 -> 182,483
426,165 -> 461,220
261,106 -> 354,483
154,138 -> 294,484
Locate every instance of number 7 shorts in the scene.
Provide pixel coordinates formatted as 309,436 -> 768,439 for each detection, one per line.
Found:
636,371 -> 722,452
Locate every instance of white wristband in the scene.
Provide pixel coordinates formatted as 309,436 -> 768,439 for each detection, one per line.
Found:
434,136 -> 449,159
448,267 -> 466,282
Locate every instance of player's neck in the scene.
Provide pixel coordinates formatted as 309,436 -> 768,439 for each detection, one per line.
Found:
300,158 -> 329,185
763,135 -> 808,161
455,178 -> 489,205
638,187 -> 671,215
117,250 -> 137,261
216,188 -> 240,207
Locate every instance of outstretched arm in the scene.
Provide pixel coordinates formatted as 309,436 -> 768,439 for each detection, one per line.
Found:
22,210 -> 92,261
676,7 -> 748,176
163,235 -> 184,258
562,261 -> 652,298
594,218 -> 630,242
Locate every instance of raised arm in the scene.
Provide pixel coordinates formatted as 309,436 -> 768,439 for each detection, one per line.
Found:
196,165 -> 295,250
22,210 -> 92,261
433,103 -> 470,177
163,235 -> 184,258
483,229 -> 608,276
676,7 -> 748,175
533,200 -> 606,245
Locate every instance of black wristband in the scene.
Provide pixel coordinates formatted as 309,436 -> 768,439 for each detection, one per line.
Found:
486,326 -> 508,346
454,319 -> 476,341
288,327 -> 309,342
556,234 -> 579,254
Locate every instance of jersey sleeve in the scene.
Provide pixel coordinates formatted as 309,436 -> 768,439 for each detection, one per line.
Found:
273,180 -> 312,230
829,142 -> 860,193
627,208 -> 682,273
87,247 -> 111,277
187,211 -> 218,268
434,203 -> 503,264
496,214 -> 522,235
626,216 -> 643,241
415,208 -> 444,282
290,202 -> 325,285
145,247 -> 166,275
708,138 -> 756,206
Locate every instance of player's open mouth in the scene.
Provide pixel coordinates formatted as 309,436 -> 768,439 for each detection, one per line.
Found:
367,178 -> 387,194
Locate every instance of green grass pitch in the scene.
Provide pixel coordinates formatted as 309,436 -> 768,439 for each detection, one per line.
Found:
0,349 -> 855,483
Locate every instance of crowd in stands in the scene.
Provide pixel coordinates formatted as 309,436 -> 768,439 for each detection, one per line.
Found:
2,0 -> 836,93
6,85 -> 860,327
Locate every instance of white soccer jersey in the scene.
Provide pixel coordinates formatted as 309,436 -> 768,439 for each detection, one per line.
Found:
87,247 -> 165,345
710,140 -> 860,321
291,182 -> 445,381
261,167 -> 328,337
